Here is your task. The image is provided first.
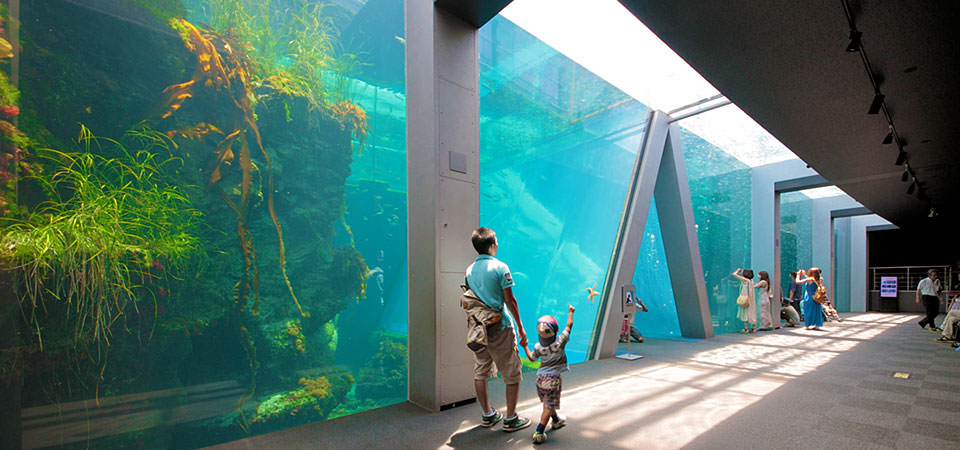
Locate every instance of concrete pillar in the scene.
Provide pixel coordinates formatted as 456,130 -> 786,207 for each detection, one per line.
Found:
406,0 -> 481,411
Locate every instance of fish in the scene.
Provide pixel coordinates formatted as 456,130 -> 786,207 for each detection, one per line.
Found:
394,36 -> 406,45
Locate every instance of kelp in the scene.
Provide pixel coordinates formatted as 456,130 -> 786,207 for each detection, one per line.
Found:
160,18 -> 305,319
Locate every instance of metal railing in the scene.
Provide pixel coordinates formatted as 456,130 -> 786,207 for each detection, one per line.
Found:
869,265 -> 953,292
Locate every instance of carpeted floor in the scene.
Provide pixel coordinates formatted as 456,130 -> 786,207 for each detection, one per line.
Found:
210,313 -> 959,449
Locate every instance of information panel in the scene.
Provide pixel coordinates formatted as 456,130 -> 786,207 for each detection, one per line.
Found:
880,276 -> 898,298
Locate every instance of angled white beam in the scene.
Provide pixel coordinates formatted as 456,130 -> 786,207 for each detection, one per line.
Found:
592,110 -> 712,359
657,123 -> 713,338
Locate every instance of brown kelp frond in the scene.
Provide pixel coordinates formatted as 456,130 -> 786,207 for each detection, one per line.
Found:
161,17 -> 302,319
209,129 -> 241,184
166,122 -> 225,142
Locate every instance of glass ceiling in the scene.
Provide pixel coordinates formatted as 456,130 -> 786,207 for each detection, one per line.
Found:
500,0 -> 799,167
796,186 -> 854,200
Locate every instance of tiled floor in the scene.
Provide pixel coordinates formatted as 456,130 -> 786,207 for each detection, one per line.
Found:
212,313 -> 959,449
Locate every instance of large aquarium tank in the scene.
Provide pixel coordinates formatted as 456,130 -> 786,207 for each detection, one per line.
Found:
478,16 -> 647,362
0,0 -> 406,448
478,15 -> 756,348
780,190 -> 814,296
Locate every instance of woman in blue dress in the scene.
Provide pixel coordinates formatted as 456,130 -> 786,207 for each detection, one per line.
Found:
796,267 -> 824,330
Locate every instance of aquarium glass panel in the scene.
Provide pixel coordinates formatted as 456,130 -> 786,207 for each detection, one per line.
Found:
631,200 -> 683,338
1,0 -> 406,447
780,191 -> 815,295
678,119 -> 753,335
478,16 -> 647,363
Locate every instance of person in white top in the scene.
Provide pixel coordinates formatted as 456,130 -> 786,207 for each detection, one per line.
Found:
936,296 -> 960,342
916,269 -> 942,331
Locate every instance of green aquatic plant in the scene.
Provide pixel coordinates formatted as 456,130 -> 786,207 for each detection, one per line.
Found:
0,125 -> 202,354
204,0 -> 369,109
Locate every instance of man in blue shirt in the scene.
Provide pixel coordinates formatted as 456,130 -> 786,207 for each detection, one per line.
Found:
465,227 -> 531,432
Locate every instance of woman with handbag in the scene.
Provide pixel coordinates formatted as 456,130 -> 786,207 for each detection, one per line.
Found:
732,268 -> 757,333
795,267 -> 825,330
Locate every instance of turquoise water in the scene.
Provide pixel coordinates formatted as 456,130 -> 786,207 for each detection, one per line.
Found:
780,191 -> 815,297
1,1 -> 407,448
479,16 -> 646,362
478,16 -> 756,349
1,2 -> 770,448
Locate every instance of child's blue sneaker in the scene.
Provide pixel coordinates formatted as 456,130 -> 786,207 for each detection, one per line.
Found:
480,409 -> 502,428
502,415 -> 531,432
532,431 -> 546,444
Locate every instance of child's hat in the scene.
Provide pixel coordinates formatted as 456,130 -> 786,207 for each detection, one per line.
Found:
537,315 -> 559,338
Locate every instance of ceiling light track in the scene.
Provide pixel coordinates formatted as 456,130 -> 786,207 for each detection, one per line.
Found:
842,0 -> 933,211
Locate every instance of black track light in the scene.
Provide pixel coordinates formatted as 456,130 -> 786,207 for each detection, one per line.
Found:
907,180 -> 916,195
901,167 -> 909,182
868,92 -> 885,114
882,129 -> 893,144
846,30 -> 862,52
895,150 -> 907,166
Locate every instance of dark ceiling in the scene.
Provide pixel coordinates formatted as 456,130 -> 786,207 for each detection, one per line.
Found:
440,0 -> 959,234
617,0 -> 960,231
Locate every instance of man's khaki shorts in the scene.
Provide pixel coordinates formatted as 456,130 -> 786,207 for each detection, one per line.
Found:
473,325 -> 523,384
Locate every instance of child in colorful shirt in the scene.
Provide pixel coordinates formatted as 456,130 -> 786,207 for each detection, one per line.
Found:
523,304 -> 574,444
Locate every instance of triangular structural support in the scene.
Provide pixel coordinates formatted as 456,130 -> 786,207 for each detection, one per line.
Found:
591,110 -> 713,359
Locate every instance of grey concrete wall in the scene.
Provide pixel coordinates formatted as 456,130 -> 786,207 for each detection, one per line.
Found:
406,0 -> 480,411
849,215 -> 891,312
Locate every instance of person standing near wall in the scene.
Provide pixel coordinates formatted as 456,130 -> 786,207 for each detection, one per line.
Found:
916,269 -> 942,331
733,268 -> 757,333
465,227 -> 531,432
796,268 -> 825,331
756,271 -> 774,331
787,271 -> 804,321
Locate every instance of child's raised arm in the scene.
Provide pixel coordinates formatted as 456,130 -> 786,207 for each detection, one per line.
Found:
564,304 -> 575,334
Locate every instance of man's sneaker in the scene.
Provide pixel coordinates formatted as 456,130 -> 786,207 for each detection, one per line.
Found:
551,415 -> 566,430
532,431 -> 546,444
502,415 -> 531,432
936,336 -> 953,342
480,409 -> 502,428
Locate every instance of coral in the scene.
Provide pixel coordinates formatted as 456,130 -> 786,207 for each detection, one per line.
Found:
251,371 -> 354,427
355,339 -> 407,401
273,319 -> 306,354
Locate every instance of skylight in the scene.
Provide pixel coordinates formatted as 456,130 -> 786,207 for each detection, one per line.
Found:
500,0 -> 799,167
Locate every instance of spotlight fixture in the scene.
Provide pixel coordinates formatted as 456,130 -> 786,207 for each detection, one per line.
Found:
906,179 -> 916,195
846,30 -> 862,52
928,208 -> 937,218
901,167 -> 909,182
868,92 -> 885,114
882,128 -> 893,144
895,150 -> 907,166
